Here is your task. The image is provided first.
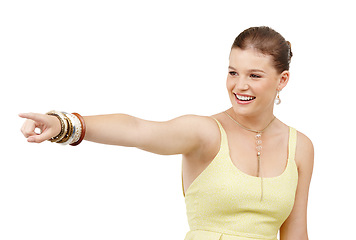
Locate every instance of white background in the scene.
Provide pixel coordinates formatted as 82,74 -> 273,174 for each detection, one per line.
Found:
1,0 -> 355,239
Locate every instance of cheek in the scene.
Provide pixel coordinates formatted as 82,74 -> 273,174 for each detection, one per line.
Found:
226,77 -> 234,91
255,84 -> 277,101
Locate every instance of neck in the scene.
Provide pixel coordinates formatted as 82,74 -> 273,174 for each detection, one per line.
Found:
226,108 -> 276,132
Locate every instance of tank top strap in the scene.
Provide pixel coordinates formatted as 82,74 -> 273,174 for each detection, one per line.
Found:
182,118 -> 228,197
288,127 -> 297,162
211,118 -> 230,154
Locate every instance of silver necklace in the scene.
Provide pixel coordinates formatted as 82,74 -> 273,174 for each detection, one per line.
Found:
224,111 -> 276,201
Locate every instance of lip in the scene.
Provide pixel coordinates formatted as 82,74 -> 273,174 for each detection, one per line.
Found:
234,93 -> 256,105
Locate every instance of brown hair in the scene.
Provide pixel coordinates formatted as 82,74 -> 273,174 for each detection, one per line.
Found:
232,26 -> 293,73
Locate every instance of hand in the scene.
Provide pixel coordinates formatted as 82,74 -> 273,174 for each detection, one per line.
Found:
19,112 -> 62,143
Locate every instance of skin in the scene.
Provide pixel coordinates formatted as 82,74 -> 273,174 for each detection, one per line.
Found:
20,47 -> 314,240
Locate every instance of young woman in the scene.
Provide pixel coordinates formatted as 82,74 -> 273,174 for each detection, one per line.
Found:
20,26 -> 314,240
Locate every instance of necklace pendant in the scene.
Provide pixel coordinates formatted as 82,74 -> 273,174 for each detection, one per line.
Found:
224,111 -> 276,202
255,132 -> 262,152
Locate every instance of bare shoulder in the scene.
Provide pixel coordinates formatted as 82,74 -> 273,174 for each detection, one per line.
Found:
295,130 -> 314,174
177,114 -> 221,142
177,114 -> 222,158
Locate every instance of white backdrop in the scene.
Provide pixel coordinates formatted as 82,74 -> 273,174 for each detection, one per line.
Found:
1,0 -> 355,239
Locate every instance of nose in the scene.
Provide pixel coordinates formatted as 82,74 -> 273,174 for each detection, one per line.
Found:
234,76 -> 249,91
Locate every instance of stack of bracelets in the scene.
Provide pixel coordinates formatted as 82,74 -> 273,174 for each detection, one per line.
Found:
46,110 -> 86,146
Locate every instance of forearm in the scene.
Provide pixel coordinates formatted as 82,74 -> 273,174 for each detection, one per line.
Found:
84,114 -> 141,147
83,114 -> 211,155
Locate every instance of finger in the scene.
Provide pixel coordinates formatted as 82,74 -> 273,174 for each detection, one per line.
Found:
21,119 -> 38,138
19,112 -> 47,123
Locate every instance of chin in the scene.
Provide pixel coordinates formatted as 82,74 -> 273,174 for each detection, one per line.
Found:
231,105 -> 256,117
230,99 -> 272,118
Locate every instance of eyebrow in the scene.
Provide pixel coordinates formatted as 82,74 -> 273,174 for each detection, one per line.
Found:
228,66 -> 266,74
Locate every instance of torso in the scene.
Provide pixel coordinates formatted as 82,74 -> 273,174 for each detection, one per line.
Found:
182,111 -> 292,195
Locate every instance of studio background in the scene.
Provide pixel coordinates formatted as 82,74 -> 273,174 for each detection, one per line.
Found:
1,0 -> 355,239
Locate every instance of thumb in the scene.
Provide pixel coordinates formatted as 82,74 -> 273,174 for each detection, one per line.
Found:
27,130 -> 56,143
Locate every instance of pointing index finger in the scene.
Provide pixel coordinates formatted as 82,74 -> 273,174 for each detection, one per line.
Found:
19,112 -> 46,122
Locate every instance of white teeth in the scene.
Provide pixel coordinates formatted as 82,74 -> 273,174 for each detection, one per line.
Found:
235,94 -> 255,101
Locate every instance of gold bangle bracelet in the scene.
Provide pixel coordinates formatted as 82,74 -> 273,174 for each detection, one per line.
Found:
46,111 -> 68,143
57,114 -> 73,143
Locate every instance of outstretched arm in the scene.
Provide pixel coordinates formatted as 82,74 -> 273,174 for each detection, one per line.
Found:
20,112 -> 215,156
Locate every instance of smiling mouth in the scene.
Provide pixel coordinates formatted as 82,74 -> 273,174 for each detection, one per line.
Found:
234,94 -> 256,101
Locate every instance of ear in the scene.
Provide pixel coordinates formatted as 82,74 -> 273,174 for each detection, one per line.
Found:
277,70 -> 289,91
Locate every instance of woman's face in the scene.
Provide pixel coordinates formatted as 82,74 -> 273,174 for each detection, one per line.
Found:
226,47 -> 288,118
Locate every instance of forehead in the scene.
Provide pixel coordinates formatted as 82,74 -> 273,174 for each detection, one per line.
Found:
229,47 -> 275,71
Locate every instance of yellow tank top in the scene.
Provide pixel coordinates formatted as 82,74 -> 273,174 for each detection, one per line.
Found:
183,120 -> 298,240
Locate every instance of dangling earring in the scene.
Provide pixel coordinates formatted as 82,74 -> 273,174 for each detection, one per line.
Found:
275,91 -> 281,105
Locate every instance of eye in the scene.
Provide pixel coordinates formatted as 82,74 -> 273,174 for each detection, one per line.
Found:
229,71 -> 238,76
250,74 -> 261,78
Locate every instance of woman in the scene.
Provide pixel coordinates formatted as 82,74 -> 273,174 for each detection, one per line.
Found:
20,26 -> 314,240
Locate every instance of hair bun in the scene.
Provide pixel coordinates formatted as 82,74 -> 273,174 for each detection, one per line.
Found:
232,27 -> 292,72
286,41 -> 293,63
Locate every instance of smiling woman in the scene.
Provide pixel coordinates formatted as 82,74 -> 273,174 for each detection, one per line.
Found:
226,47 -> 289,117
19,26 -> 313,240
